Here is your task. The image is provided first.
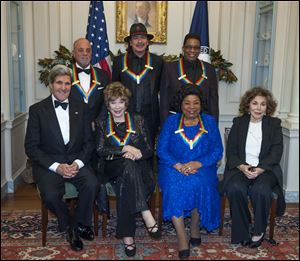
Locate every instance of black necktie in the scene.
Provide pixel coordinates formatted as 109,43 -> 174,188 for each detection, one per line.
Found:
76,67 -> 91,75
54,100 -> 68,110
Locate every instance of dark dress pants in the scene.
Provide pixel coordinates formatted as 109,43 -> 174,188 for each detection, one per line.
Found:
35,166 -> 97,231
105,158 -> 150,238
225,171 -> 277,244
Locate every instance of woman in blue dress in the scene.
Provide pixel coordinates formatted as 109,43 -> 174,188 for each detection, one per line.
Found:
157,85 -> 223,259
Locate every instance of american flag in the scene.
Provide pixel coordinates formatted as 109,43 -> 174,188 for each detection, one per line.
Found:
86,1 -> 112,80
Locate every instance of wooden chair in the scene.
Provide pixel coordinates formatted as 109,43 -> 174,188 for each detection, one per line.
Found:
39,182 -> 99,246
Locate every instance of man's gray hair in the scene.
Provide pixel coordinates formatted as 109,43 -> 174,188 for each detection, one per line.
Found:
48,64 -> 72,84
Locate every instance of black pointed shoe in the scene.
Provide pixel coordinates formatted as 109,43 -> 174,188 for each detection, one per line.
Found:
66,228 -> 83,251
124,242 -> 136,257
190,237 -> 201,247
77,224 -> 95,241
178,248 -> 190,260
249,233 -> 264,248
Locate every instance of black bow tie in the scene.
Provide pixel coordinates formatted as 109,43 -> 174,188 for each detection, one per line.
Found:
76,67 -> 91,75
54,100 -> 68,110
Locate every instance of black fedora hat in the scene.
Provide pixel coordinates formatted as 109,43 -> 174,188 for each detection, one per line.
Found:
124,23 -> 154,42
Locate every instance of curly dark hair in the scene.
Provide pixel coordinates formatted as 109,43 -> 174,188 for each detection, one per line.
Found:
239,87 -> 277,116
104,82 -> 132,108
169,84 -> 206,113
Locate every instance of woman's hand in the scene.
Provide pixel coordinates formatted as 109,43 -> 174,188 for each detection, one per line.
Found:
173,161 -> 202,176
238,164 -> 264,179
122,145 -> 142,160
123,151 -> 136,161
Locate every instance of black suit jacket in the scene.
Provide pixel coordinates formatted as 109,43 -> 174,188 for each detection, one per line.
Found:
160,58 -> 219,125
69,65 -> 110,122
25,95 -> 94,177
221,114 -> 285,216
112,52 -> 163,142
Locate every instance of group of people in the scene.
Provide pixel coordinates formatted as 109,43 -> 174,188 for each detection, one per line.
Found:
25,23 -> 285,259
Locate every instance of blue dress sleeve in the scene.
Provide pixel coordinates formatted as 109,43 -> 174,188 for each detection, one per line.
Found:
157,115 -> 178,167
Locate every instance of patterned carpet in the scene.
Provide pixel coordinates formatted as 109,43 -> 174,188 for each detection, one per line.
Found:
1,207 -> 299,260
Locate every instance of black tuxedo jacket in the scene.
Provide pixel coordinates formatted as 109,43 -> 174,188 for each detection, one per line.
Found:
222,114 -> 285,215
69,65 -> 110,122
160,59 -> 219,125
25,95 -> 94,176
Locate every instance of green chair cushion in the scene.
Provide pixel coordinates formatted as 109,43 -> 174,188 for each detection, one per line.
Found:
63,182 -> 79,199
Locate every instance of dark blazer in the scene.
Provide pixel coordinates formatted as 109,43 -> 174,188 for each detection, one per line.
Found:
112,52 -> 163,141
160,58 -> 219,125
25,95 -> 94,178
221,114 -> 286,216
69,65 -> 110,122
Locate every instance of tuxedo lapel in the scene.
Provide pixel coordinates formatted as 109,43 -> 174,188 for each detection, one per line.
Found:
44,96 -> 66,148
68,101 -> 80,150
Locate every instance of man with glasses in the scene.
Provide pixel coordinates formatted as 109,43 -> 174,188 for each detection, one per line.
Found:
160,33 -> 219,125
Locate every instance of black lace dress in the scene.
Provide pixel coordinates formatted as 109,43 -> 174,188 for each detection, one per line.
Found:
94,112 -> 155,237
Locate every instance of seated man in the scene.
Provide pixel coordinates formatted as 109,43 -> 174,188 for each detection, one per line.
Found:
24,64 -> 97,251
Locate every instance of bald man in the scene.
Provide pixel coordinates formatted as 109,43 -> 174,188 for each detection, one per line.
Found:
69,38 -> 110,124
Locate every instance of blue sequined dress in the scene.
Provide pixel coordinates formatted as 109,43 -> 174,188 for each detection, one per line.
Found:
157,113 -> 223,232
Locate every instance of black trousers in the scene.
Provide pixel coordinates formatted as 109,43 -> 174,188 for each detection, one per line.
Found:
35,166 -> 98,231
224,171 -> 277,244
105,158 -> 152,238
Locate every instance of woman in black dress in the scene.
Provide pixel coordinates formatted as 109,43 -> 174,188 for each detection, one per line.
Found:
94,82 -> 161,257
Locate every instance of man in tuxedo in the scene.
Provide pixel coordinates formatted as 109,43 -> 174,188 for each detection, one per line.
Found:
160,33 -> 219,125
69,38 -> 110,127
25,65 -> 97,251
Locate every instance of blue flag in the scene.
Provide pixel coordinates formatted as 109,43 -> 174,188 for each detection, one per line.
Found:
86,1 -> 112,80
190,1 -> 210,63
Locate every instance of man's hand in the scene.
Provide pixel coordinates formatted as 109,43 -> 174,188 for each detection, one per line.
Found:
57,163 -> 79,178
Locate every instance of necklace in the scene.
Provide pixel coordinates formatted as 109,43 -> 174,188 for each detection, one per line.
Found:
174,114 -> 208,150
106,112 -> 136,146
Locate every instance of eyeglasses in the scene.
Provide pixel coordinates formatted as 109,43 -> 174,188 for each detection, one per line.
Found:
184,45 -> 200,51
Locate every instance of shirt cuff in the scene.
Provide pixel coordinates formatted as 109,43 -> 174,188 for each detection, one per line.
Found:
74,159 -> 84,169
49,162 -> 60,173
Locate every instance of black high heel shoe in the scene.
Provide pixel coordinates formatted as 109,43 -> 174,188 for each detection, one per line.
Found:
249,233 -> 264,248
178,248 -> 190,260
190,237 -> 201,247
145,222 -> 161,239
124,242 -> 136,257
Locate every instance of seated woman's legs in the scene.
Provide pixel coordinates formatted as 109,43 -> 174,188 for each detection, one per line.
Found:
249,172 -> 277,242
172,216 -> 189,250
190,208 -> 201,239
225,173 -> 252,244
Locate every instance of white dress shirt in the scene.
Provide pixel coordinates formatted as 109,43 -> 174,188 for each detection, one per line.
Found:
245,121 -> 262,167
49,95 -> 84,173
76,62 -> 91,103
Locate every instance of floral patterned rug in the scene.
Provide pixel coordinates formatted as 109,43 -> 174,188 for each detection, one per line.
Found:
1,207 -> 299,260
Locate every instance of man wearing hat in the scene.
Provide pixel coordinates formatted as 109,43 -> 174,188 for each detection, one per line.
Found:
112,23 -> 163,144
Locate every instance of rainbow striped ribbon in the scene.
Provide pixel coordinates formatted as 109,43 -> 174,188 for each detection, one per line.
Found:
175,114 -> 208,150
177,57 -> 207,87
106,111 -> 136,146
71,64 -> 101,102
122,52 -> 153,84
